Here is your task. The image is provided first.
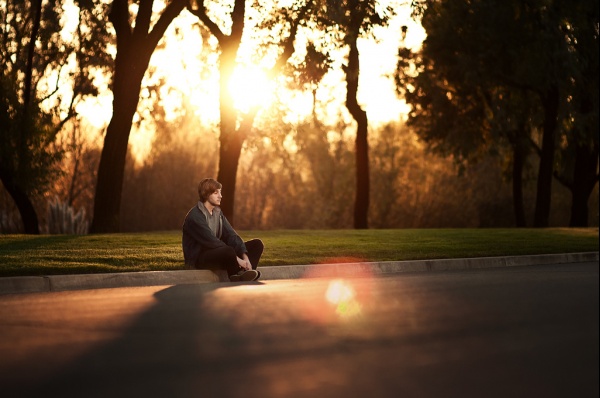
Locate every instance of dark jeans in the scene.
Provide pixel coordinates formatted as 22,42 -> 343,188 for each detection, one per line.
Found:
196,239 -> 264,276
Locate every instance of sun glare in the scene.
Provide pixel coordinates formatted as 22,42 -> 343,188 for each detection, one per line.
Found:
326,279 -> 362,318
66,1 -> 425,163
228,65 -> 275,113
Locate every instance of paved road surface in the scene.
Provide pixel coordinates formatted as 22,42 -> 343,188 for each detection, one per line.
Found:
1,262 -> 598,398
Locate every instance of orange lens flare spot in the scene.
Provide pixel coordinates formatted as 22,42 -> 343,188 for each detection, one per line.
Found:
326,279 -> 362,318
326,279 -> 355,304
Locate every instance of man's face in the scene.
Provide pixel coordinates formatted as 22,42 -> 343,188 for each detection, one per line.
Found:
207,189 -> 222,207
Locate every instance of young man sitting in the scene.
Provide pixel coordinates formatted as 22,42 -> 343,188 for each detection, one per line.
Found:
182,178 -> 263,282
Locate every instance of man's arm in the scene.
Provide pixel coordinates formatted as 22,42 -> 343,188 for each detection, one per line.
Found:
220,215 -> 248,257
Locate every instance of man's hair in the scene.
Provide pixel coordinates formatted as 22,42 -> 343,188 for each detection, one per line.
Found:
198,178 -> 222,202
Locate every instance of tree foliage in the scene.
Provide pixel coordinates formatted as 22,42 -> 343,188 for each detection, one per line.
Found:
0,0 -> 112,233
292,0 -> 394,229
396,0 -> 599,227
186,0 -> 314,226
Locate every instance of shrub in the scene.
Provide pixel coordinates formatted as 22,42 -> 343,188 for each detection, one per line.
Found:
46,197 -> 88,234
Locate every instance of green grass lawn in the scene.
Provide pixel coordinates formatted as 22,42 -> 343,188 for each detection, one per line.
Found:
0,228 -> 597,277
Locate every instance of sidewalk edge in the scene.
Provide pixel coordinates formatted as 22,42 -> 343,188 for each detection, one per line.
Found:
1,252 -> 597,295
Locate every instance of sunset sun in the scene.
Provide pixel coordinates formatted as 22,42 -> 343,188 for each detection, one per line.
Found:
70,3 -> 425,161
228,65 -> 275,113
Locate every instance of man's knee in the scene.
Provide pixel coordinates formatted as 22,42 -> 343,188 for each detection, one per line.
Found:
245,239 -> 264,270
246,238 -> 264,253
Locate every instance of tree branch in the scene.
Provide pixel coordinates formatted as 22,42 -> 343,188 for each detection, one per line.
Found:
108,0 -> 132,44
147,0 -> 187,51
272,0 -> 313,74
230,0 -> 246,44
36,67 -> 62,103
187,0 -> 226,43
22,0 -> 42,111
134,0 -> 154,39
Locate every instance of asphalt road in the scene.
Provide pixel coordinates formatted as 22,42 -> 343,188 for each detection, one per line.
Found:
1,262 -> 598,398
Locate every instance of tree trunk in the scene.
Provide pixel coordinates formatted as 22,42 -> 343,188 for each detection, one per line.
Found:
193,0 -> 307,225
0,173 -> 39,234
90,53 -> 149,233
568,88 -> 599,227
7,0 -> 43,234
534,86 -> 559,227
512,141 -> 527,227
569,143 -> 599,227
188,0 -> 246,225
345,39 -> 369,229
217,132 -> 245,224
215,44 -> 241,224
90,0 -> 186,233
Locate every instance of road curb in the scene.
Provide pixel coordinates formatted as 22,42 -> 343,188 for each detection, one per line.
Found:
1,252 -> 598,295
259,252 -> 599,280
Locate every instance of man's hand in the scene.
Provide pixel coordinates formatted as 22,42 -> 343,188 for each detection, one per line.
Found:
243,253 -> 253,270
237,256 -> 251,270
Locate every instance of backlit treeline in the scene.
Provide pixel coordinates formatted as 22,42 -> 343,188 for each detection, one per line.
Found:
3,99 -> 589,233
1,0 -> 597,233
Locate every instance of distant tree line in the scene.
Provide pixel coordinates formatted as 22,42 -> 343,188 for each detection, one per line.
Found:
1,0 -> 597,234
396,0 -> 598,227
1,100 -> 592,232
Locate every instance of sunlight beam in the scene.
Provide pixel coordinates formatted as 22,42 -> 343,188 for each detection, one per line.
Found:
228,65 -> 275,113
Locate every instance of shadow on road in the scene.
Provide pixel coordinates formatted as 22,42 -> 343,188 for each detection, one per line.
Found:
13,282 -> 268,398
7,264 -> 600,398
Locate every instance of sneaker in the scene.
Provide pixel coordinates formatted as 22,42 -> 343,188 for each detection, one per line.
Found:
232,269 -> 261,282
229,269 -> 259,282
240,269 -> 260,281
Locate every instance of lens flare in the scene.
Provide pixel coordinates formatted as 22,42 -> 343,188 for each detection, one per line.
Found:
299,259 -> 375,324
326,280 -> 362,318
326,280 -> 355,304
